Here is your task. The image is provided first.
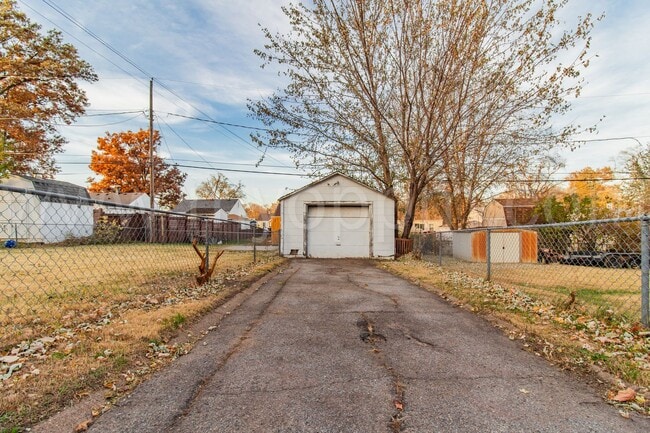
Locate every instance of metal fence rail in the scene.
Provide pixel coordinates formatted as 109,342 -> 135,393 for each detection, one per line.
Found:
413,216 -> 650,326
0,185 -> 279,333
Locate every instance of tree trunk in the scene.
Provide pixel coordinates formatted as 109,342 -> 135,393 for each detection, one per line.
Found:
401,182 -> 421,239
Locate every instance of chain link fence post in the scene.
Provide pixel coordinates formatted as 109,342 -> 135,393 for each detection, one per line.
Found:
438,231 -> 442,266
642,218 -> 649,327
253,224 -> 257,263
204,218 -> 210,272
486,228 -> 492,281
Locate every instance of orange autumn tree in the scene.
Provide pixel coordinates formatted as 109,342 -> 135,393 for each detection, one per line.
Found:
567,166 -> 620,214
0,0 -> 97,177
88,129 -> 186,208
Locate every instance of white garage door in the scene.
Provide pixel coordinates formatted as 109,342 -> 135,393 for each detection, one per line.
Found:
307,206 -> 370,258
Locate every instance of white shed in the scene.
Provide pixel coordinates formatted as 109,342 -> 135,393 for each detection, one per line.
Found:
452,229 -> 538,263
279,173 -> 395,259
0,175 -> 93,243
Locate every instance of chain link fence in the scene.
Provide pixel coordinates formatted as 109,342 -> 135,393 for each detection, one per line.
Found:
413,216 -> 650,326
0,184 -> 280,336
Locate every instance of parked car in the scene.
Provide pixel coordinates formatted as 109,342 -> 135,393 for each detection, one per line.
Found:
537,248 -> 563,264
560,251 -> 643,268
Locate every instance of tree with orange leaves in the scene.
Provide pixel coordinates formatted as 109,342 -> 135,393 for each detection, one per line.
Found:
88,129 -> 187,209
567,166 -> 620,214
0,0 -> 97,177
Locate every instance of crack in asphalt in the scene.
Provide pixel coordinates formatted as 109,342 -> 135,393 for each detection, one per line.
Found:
347,274 -> 400,308
357,313 -> 406,432
165,266 -> 300,432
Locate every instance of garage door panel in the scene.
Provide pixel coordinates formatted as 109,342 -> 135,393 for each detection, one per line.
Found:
309,206 -> 368,218
307,206 -> 370,258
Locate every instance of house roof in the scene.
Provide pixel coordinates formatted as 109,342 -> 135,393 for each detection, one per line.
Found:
492,198 -> 538,226
278,172 -> 391,202
89,192 -> 148,206
14,175 -> 89,204
172,199 -> 239,214
494,198 -> 537,208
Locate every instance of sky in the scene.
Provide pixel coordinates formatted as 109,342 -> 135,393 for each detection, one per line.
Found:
14,0 -> 650,205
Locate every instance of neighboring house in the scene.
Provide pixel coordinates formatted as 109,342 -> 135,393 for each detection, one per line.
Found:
255,211 -> 272,230
89,192 -> 154,215
0,175 -> 93,243
279,173 -> 395,259
409,212 -> 483,233
482,198 -> 538,227
172,198 -> 250,228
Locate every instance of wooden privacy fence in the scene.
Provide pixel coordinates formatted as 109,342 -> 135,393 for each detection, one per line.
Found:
94,210 -> 254,243
395,238 -> 413,257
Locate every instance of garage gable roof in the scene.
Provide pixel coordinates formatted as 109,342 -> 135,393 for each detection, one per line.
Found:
278,172 -> 392,202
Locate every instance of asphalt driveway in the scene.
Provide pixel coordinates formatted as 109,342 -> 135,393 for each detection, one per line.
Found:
84,259 -> 647,432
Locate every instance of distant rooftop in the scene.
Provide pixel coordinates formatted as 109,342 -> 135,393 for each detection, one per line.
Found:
9,175 -> 89,204
173,199 -> 239,214
89,192 -> 148,206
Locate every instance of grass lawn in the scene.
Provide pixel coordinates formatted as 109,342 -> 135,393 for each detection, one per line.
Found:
0,243 -> 259,328
0,243 -> 284,431
432,257 -> 643,322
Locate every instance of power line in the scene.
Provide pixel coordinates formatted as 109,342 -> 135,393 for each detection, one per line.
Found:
57,154 -> 302,169
18,1 -> 147,82
175,164 -> 308,177
156,115 -> 217,170
59,160 -> 308,177
154,81 -> 292,168
54,112 -> 144,127
41,0 -> 152,78
163,112 -> 274,132
82,110 -> 145,117
30,1 -> 296,170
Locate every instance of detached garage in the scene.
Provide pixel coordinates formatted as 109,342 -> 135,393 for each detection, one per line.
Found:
279,173 -> 395,258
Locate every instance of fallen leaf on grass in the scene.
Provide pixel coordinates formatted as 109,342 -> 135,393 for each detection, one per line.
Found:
74,419 -> 93,432
0,355 -> 20,363
394,400 -> 403,410
611,388 -> 636,402
0,363 -> 22,380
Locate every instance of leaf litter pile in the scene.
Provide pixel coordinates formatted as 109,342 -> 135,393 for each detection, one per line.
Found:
0,252 -> 282,431
382,255 -> 650,418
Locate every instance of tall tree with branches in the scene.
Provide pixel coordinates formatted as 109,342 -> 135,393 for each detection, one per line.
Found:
249,0 -> 598,237
620,144 -> 650,215
195,173 -> 245,200
88,129 -> 187,209
0,0 -> 97,177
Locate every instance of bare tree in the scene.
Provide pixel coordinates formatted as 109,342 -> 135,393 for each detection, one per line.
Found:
249,0 -> 598,237
195,173 -> 245,200
620,144 -> 650,214
505,154 -> 565,200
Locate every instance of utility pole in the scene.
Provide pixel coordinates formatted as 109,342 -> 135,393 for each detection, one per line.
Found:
149,78 -> 155,243
149,78 -> 154,209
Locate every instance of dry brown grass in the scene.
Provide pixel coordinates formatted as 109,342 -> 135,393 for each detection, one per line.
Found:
380,257 -> 650,395
1,243 -> 229,322
437,257 -> 642,322
0,246 -> 283,431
